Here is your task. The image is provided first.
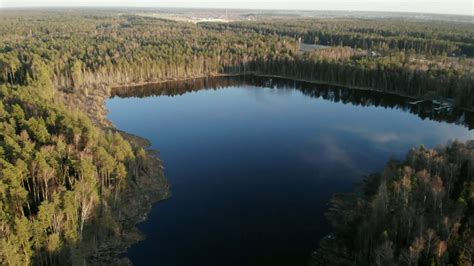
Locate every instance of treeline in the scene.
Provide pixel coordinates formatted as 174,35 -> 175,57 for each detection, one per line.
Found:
201,19 -> 474,56
0,10 -> 473,265
249,47 -> 474,109
0,13 -> 298,89
1,12 -> 473,110
312,141 -> 474,265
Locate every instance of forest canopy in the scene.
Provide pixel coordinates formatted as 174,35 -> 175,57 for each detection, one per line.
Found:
0,9 -> 473,265
313,141 -> 474,265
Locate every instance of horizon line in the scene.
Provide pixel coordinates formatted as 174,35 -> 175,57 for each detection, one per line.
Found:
0,5 -> 473,18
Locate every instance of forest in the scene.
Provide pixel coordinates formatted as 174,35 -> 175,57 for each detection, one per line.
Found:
0,9 -> 473,265
312,141 -> 474,265
201,19 -> 474,56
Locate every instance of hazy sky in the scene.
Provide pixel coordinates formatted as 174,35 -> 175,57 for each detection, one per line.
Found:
1,0 -> 473,16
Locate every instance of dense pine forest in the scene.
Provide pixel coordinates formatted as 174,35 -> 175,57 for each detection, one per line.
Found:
0,9 -> 473,265
201,19 -> 474,56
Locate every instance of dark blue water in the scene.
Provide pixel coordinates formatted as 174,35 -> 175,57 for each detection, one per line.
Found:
107,76 -> 473,266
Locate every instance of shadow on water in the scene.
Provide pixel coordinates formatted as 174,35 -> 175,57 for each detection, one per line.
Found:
112,75 -> 474,130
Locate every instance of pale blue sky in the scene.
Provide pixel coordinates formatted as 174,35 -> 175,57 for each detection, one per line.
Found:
1,0 -> 473,16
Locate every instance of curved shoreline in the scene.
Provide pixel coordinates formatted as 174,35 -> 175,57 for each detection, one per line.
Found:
79,72 -> 472,263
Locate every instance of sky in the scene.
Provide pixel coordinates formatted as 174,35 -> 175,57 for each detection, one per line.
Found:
1,0 -> 473,16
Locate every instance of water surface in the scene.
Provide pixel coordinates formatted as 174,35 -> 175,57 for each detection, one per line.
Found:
107,76 -> 473,266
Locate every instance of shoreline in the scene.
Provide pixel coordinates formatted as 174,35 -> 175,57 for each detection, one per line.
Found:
108,72 -> 474,113
105,71 -> 474,113
109,72 -> 255,90
92,71 -> 473,263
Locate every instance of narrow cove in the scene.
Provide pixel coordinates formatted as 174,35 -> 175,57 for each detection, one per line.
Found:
106,76 -> 474,266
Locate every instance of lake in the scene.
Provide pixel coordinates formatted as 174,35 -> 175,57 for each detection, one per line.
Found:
106,75 -> 474,266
